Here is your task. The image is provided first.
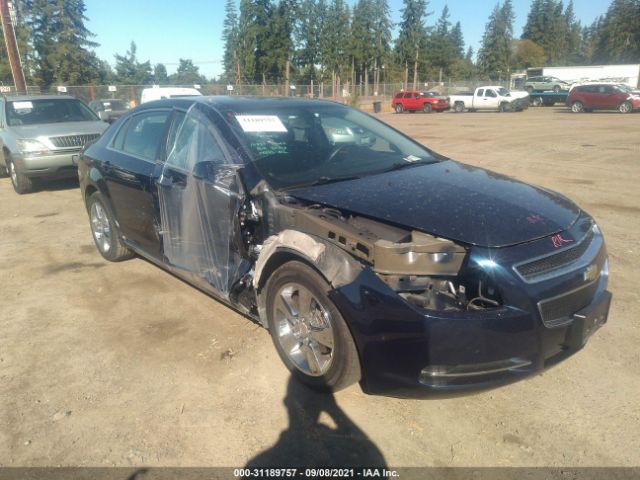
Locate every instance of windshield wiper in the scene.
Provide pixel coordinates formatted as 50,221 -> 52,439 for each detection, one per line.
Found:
381,159 -> 439,173
288,175 -> 362,189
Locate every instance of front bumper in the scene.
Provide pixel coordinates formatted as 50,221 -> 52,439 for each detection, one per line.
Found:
15,150 -> 80,178
331,215 -> 610,398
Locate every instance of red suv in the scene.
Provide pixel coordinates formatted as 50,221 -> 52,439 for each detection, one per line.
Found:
567,84 -> 640,113
392,91 -> 450,113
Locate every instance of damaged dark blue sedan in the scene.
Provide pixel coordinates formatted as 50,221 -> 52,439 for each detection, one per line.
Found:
78,97 -> 611,397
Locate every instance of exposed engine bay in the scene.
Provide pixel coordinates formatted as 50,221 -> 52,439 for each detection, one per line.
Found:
236,185 -> 503,317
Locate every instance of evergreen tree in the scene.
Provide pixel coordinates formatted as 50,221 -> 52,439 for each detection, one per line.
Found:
153,63 -> 168,85
113,41 -> 152,84
394,0 -> 430,87
24,0 -> 101,88
478,1 -> 515,80
594,0 -> 640,63
170,59 -> 206,85
222,0 -> 240,83
262,0 -> 296,83
320,0 -> 351,90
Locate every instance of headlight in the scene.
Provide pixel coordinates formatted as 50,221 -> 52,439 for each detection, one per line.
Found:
17,138 -> 50,155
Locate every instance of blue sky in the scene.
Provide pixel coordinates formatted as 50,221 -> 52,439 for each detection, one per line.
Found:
84,0 -> 611,80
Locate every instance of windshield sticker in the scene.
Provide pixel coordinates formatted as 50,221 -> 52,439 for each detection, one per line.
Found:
236,115 -> 287,133
404,155 -> 422,162
251,141 -> 288,157
13,101 -> 33,110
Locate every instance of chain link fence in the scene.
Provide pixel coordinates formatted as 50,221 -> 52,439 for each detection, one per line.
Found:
1,79 -> 513,113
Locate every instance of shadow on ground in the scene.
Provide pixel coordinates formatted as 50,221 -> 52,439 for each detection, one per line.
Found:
245,375 -> 387,467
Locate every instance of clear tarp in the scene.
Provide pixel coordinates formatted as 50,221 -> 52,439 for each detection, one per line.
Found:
158,104 -> 250,297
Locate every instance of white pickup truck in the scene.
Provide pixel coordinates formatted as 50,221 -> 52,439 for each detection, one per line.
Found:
448,86 -> 529,112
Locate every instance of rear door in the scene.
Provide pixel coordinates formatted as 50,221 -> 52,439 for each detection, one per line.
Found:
157,103 -> 248,297
104,109 -> 171,257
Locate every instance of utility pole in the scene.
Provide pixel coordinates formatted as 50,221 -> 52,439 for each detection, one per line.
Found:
0,0 -> 26,93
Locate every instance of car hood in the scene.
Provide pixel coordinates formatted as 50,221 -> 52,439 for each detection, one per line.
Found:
287,160 -> 581,248
10,121 -> 108,139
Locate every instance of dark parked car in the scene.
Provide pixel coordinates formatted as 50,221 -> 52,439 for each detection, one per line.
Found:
567,84 -> 640,113
88,98 -> 130,123
79,97 -> 611,397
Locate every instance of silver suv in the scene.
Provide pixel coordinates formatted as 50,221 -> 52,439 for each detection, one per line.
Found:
0,95 -> 108,194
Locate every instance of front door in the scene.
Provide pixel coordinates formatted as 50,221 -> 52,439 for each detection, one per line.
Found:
156,103 -> 249,297
104,110 -> 171,257
482,89 -> 500,110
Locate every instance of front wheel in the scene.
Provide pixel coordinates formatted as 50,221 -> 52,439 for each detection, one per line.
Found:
553,85 -> 561,93
265,261 -> 361,392
571,101 -> 584,113
394,103 -> 403,114
8,156 -> 33,194
618,101 -> 632,114
86,191 -> 134,262
422,103 -> 432,113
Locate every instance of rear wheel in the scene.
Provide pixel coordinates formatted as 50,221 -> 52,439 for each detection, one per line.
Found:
422,103 -> 432,113
553,85 -> 561,93
86,191 -> 134,262
532,96 -> 543,107
265,261 -> 361,392
571,101 -> 584,113
454,102 -> 464,113
618,101 -> 632,114
394,103 -> 403,114
8,156 -> 33,194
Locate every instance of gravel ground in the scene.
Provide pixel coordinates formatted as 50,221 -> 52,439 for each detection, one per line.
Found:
1,107 -> 639,469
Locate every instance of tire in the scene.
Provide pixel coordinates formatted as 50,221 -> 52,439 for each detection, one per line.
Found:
618,101 -> 632,114
532,96 -> 543,107
422,103 -> 432,113
571,101 -> 584,113
265,260 -> 361,392
553,85 -> 561,93
525,86 -> 533,93
86,191 -> 134,262
8,155 -> 33,194
394,103 -> 403,114
454,102 -> 464,113
499,102 -> 509,112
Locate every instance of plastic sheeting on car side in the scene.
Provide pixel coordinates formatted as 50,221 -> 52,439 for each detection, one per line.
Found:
157,103 -> 250,298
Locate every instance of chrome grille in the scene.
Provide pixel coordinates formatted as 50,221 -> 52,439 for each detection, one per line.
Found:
50,134 -> 100,149
538,279 -> 599,328
515,230 -> 594,281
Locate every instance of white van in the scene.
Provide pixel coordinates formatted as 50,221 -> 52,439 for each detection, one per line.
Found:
140,87 -> 203,104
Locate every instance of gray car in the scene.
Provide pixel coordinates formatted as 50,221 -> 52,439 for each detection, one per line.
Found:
88,98 -> 130,123
524,76 -> 570,93
0,95 -> 108,194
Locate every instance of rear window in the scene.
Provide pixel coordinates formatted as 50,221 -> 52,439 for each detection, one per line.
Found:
6,98 -> 98,126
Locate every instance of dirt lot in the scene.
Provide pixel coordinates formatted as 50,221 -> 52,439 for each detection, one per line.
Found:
1,107 -> 639,469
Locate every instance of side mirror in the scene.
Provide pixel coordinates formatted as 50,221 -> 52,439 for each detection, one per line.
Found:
192,160 -> 240,184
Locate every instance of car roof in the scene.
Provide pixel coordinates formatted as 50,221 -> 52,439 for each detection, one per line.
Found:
3,94 -> 78,102
136,95 -> 348,112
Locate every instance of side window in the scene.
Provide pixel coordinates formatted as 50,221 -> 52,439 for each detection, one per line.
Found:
413,93 -> 421,99
121,111 -> 170,161
477,89 -> 484,96
166,113 -> 227,173
111,118 -> 131,150
485,89 -> 497,98
403,93 -> 412,99
394,93 -> 403,99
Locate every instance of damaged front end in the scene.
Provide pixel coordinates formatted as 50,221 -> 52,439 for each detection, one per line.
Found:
243,186 -> 504,324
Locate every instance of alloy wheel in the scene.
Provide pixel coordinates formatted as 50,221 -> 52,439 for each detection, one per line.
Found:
90,201 -> 112,253
273,282 -> 335,376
